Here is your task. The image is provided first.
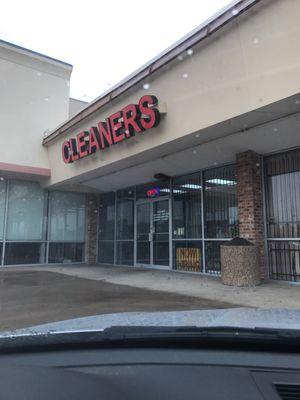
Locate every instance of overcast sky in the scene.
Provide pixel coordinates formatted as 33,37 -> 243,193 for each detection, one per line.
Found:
0,0 -> 231,101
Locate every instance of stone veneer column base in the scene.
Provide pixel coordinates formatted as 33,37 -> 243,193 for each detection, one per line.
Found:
221,245 -> 261,286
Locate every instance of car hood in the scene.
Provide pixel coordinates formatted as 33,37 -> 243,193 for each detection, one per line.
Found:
2,308 -> 300,336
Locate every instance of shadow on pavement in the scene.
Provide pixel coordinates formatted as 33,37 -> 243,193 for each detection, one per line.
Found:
0,270 -> 237,330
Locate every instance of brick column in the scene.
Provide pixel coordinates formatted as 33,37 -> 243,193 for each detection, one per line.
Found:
85,193 -> 98,265
236,150 -> 266,278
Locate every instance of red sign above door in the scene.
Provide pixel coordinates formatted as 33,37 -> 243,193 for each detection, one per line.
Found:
62,95 -> 161,163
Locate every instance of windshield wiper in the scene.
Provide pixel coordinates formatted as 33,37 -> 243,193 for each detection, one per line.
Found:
100,325 -> 300,341
1,326 -> 300,353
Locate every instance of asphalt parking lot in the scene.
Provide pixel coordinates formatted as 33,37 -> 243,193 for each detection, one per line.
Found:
0,270 -> 234,331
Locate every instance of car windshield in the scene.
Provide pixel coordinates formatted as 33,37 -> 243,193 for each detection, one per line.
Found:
0,0 -> 300,336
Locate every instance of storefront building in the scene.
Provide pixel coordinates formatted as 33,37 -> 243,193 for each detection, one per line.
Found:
1,0 -> 300,282
96,164 -> 238,275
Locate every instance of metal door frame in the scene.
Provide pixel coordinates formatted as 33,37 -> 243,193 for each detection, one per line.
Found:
134,196 -> 171,269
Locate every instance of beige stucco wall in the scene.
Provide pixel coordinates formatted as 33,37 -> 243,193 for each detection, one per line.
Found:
46,0 -> 300,186
0,41 -> 72,170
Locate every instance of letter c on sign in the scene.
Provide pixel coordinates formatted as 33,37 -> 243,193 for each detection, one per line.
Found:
62,141 -> 73,163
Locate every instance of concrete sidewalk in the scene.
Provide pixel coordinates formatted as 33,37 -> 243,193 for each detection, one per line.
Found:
9,264 -> 300,309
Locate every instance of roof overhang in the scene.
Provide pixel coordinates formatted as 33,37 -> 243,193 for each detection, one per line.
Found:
0,162 -> 51,182
47,93 -> 300,193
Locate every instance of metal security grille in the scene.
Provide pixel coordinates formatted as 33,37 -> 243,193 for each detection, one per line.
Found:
268,241 -> 300,282
265,149 -> 300,281
172,165 -> 238,274
203,165 -> 239,239
203,165 -> 238,274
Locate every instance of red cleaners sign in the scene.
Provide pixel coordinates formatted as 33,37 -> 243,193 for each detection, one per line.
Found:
62,95 -> 160,163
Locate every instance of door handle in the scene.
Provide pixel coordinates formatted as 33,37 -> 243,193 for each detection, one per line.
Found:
148,233 -> 152,242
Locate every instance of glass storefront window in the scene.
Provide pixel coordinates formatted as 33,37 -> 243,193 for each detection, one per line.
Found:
153,200 -> 169,266
96,165 -> 237,272
136,241 -> 150,264
98,240 -> 115,264
48,242 -> 84,264
204,165 -> 238,238
172,173 -> 202,239
98,192 -> 115,241
267,172 -> 300,238
265,150 -> 300,281
171,164 -> 237,274
173,240 -> 202,272
0,180 -> 6,240
268,241 -> 300,282
0,243 -> 3,264
205,241 -> 228,275
0,179 -> 88,266
48,191 -> 86,264
98,192 -> 115,263
153,240 -> 169,266
265,151 -> 300,239
4,242 -> 46,265
115,188 -> 134,265
116,241 -> 134,265
6,180 -> 46,241
49,191 -> 86,242
116,188 -> 134,240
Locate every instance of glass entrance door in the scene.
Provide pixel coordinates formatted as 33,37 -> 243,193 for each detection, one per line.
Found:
136,202 -> 151,265
152,200 -> 169,266
136,199 -> 170,268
